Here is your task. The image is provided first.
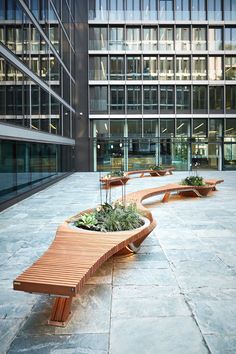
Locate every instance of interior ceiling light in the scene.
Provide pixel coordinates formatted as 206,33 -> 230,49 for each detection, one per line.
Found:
194,123 -> 204,130
177,123 -> 184,130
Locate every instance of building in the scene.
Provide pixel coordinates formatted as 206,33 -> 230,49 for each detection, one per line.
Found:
1,0 -> 236,209
0,0 -> 76,209
84,0 -> 236,172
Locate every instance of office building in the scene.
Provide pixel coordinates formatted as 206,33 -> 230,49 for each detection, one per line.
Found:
85,0 -> 236,172
0,0 -> 75,209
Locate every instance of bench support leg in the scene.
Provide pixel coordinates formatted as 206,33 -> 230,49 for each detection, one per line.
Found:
162,192 -> 171,203
48,296 -> 73,327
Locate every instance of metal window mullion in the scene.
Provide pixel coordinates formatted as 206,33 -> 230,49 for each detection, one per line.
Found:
18,0 -> 74,83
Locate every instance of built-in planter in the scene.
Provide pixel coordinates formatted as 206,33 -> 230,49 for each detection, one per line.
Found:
178,184 -> 214,197
100,176 -> 129,187
67,211 -> 151,254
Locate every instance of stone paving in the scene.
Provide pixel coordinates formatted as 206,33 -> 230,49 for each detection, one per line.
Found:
0,171 -> 236,354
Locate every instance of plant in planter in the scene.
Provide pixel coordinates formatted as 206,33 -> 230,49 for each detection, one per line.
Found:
100,170 -> 129,187
74,202 -> 144,232
150,165 -> 165,171
179,175 -> 213,197
181,176 -> 205,186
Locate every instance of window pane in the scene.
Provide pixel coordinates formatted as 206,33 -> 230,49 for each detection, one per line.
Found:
226,86 -> 236,113
128,120 -> 142,137
160,86 -> 174,113
126,27 -> 141,51
176,27 -> 190,51
110,56 -> 125,80
109,27 -> 124,50
159,56 -> 174,80
176,57 -> 190,80
93,120 -> 109,137
209,56 -> 223,80
193,118 -> 207,137
176,118 -> 190,136
160,119 -> 174,136
143,86 -> 158,112
89,56 -> 108,80
159,27 -> 174,51
143,119 -> 157,137
143,57 -> 157,80
176,86 -> 191,113
127,86 -> 141,113
110,86 -> 125,113
192,56 -> 207,80
225,56 -> 236,80
89,27 -> 107,50
192,27 -> 207,50
90,86 -> 108,113
143,27 -> 158,51
209,28 -> 222,51
126,56 -> 141,80
209,86 -> 224,113
193,86 -> 208,113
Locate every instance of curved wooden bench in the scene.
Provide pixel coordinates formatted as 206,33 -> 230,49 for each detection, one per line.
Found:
13,178 -> 223,327
125,167 -> 175,178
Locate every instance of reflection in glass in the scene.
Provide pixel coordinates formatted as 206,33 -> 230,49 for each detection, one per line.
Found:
126,27 -> 141,51
143,86 -> 158,113
192,57 -> 207,80
176,27 -> 190,51
193,118 -> 207,137
209,56 -> 223,80
159,56 -> 174,80
110,56 -> 125,80
127,56 -> 141,80
142,0 -> 157,20
191,0 -> 206,20
176,86 -> 190,113
160,119 -> 174,136
176,119 -> 190,136
109,27 -> 124,51
127,86 -> 141,113
208,0 -> 222,21
192,27 -> 207,50
176,57 -> 190,80
143,28 -> 157,51
193,86 -> 207,113
143,57 -> 157,80
225,27 -> 236,50
143,119 -> 157,137
226,86 -> 236,113
159,27 -> 174,51
93,120 -> 109,137
90,86 -> 108,113
175,0 -> 190,20
110,86 -> 125,113
209,86 -> 224,113
160,86 -> 174,113
89,56 -> 108,80
89,27 -> 107,50
160,0 -> 173,20
128,120 -> 142,137
225,57 -> 236,80
208,28 -> 222,51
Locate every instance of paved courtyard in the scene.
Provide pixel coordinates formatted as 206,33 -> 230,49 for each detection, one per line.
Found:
0,171 -> 236,354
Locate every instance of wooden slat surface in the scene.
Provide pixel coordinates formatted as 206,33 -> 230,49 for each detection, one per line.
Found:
13,179 -> 223,297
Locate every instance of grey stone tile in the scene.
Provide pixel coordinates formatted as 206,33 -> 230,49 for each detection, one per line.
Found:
8,333 -> 109,354
0,319 -> 23,354
20,285 -> 112,335
204,335 -> 236,354
112,285 -> 180,299
111,294 -> 190,318
110,317 -> 209,354
113,268 -> 177,286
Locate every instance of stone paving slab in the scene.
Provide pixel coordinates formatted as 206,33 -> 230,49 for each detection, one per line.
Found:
0,171 -> 235,354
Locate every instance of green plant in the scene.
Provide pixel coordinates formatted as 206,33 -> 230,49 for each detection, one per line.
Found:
150,165 -> 165,171
74,202 -> 144,232
74,213 -> 99,231
181,176 -> 205,186
106,170 -> 124,177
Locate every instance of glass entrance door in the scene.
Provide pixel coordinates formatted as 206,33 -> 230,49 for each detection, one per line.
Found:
192,143 -> 219,170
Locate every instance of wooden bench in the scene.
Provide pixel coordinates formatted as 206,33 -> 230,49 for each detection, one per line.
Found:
125,167 -> 175,178
13,178 -> 223,327
100,175 -> 130,188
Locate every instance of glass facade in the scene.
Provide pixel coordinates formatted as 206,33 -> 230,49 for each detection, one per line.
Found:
0,0 -> 75,207
88,1 -> 236,172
